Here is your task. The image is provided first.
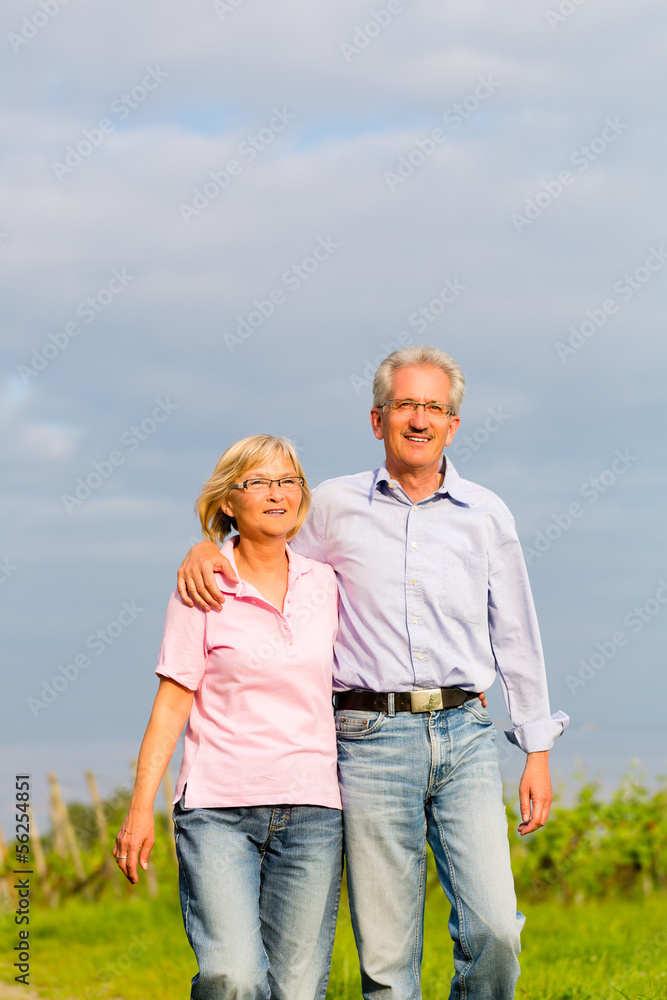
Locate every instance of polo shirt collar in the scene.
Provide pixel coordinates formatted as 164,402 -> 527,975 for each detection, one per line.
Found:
217,536 -> 312,596
371,455 -> 473,506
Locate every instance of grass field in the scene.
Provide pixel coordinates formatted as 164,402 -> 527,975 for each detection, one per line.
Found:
2,874 -> 666,999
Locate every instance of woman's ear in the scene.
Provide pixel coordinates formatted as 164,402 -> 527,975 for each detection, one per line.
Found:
220,497 -> 235,519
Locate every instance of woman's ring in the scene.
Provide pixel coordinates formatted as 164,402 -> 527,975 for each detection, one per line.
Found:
117,855 -> 128,859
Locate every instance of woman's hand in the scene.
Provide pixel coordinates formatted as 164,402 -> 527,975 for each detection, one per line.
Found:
111,678 -> 194,883
114,807 -> 155,884
177,540 -> 237,611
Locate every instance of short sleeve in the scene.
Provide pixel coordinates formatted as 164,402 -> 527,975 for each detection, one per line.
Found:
156,590 -> 208,691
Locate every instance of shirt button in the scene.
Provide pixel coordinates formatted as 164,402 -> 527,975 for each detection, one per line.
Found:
412,505 -> 418,511
412,542 -> 418,548
416,654 -> 423,660
412,617 -> 419,623
410,579 -> 417,585
388,480 -> 395,488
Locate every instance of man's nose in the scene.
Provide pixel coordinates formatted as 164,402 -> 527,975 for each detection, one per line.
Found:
409,410 -> 429,430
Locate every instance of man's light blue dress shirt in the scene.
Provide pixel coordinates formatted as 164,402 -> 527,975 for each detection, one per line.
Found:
290,457 -> 568,753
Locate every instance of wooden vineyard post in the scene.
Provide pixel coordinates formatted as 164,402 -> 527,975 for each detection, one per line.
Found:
48,773 -> 68,860
86,770 -> 116,884
0,823 -> 11,913
26,806 -> 57,906
48,772 -> 86,882
162,766 -> 179,866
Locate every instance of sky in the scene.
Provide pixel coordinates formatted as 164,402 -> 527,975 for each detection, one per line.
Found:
2,0 -> 666,832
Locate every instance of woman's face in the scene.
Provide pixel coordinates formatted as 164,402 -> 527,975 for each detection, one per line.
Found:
222,455 -> 303,542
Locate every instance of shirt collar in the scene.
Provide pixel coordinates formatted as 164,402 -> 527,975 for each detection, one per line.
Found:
371,455 -> 473,506
217,536 -> 312,596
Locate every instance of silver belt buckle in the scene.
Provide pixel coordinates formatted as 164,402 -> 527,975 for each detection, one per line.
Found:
410,688 -> 444,713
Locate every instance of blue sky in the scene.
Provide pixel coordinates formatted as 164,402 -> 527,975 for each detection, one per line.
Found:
2,0 -> 666,829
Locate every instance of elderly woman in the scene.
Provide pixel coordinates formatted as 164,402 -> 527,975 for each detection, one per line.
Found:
114,434 -> 342,1000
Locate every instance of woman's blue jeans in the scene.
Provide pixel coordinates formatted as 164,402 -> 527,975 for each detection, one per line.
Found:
336,700 -> 524,1000
173,799 -> 343,1000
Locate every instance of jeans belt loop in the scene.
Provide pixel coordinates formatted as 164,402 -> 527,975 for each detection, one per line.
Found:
387,692 -> 395,717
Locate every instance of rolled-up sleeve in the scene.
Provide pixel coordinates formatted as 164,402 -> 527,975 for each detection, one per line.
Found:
487,519 -> 569,752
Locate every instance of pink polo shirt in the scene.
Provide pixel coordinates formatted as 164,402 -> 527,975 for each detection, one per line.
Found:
156,538 -> 341,810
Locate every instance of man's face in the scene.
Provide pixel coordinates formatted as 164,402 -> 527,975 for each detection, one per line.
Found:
370,365 -> 460,474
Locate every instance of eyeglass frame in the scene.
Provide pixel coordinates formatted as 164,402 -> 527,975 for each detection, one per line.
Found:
378,398 -> 456,418
229,476 -> 306,492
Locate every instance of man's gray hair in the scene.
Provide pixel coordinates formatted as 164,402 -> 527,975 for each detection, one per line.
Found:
372,345 -> 466,414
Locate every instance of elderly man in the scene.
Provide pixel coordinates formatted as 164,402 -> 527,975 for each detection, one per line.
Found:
178,345 -> 568,1000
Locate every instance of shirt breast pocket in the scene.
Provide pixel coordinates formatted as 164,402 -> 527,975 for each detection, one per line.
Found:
438,548 -> 488,625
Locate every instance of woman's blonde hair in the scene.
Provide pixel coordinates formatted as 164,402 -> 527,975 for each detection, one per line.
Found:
196,434 -> 311,543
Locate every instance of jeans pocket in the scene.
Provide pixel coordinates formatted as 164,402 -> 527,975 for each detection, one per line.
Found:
335,710 -> 384,738
463,701 -> 493,725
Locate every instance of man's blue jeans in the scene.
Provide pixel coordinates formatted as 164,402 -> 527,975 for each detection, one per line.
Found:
336,700 -> 524,1000
173,799 -> 343,1000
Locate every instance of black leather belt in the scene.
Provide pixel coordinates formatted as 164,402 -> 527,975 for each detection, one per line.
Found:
333,686 -> 478,714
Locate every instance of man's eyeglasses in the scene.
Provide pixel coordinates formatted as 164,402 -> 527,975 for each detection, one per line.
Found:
379,399 -> 455,418
230,477 -> 305,493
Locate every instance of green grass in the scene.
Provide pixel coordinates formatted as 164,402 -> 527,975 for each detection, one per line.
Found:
2,876 -> 666,999
328,888 -> 667,1000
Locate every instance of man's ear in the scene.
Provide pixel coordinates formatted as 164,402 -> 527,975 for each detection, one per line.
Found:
444,415 -> 461,447
370,408 -> 384,441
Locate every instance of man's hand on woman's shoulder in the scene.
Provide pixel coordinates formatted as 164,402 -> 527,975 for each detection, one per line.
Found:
177,540 -> 237,611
